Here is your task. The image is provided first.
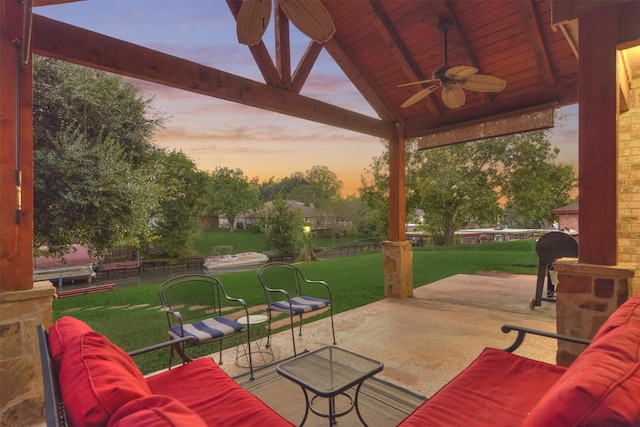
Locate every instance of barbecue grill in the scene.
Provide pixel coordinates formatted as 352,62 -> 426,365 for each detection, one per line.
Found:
530,230 -> 578,310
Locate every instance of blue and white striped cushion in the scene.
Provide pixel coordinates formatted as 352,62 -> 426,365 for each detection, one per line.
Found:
270,296 -> 330,315
169,317 -> 243,343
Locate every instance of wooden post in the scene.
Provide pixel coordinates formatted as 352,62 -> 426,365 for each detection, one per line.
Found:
0,0 -> 34,291
384,122 -> 413,299
388,122 -> 406,242
577,6 -> 618,265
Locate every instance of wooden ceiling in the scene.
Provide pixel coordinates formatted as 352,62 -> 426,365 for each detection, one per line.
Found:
31,1 -> 640,145
321,0 -> 578,138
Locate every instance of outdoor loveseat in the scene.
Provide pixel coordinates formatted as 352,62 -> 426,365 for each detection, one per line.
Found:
38,316 -> 293,426
39,293 -> 640,426
398,293 -> 640,426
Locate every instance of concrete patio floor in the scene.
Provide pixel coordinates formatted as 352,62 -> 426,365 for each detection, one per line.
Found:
216,272 -> 558,398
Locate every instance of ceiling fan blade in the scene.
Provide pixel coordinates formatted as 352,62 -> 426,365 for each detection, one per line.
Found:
458,74 -> 506,92
400,86 -> 438,108
237,0 -> 272,46
445,65 -> 478,80
398,78 -> 438,88
279,0 -> 336,44
441,85 -> 466,109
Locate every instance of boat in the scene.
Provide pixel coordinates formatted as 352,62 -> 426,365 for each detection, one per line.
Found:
203,246 -> 269,271
34,244 -> 98,284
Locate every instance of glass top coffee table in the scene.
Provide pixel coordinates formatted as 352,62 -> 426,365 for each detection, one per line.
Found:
276,345 -> 384,426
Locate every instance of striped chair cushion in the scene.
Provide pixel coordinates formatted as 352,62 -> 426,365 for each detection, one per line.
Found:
269,296 -> 330,315
168,317 -> 243,343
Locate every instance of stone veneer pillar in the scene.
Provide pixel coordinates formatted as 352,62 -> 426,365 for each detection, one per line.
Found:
0,282 -> 55,426
382,241 -> 413,299
554,259 -> 635,366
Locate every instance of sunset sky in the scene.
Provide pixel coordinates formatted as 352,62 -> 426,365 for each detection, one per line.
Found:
36,0 -> 579,195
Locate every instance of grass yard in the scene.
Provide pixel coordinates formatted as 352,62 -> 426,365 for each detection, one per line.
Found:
53,238 -> 539,374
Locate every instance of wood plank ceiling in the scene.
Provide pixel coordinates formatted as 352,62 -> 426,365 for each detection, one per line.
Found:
320,0 -> 578,139
31,1 -> 592,145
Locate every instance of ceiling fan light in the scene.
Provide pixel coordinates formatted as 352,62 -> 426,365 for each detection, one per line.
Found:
441,85 -> 465,109
279,0 -> 336,44
458,74 -> 506,93
237,0 -> 272,46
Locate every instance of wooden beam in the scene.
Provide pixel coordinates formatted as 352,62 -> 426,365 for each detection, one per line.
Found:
274,2 -> 291,90
618,50 -> 631,112
578,5 -> 618,265
519,0 -> 556,87
417,105 -> 555,149
388,122 -> 406,242
367,0 -> 441,117
617,1 -> 640,49
323,32 -> 399,122
291,41 -> 322,93
404,79 -> 577,138
552,0 -> 627,25
0,0 -> 34,291
32,15 -> 395,140
226,0 -> 281,87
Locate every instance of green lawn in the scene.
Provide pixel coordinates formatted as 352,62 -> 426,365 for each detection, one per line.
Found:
53,238 -> 539,374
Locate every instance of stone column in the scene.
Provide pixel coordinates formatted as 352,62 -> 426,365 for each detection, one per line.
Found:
382,241 -> 413,299
554,259 -> 635,366
0,281 -> 55,426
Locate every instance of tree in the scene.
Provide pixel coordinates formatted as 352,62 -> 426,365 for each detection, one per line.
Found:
500,132 -> 577,227
205,167 -> 261,232
259,166 -> 343,207
316,196 -> 371,241
260,194 -> 304,255
360,130 -> 577,245
34,131 -> 160,255
412,140 -> 502,245
258,173 -> 308,201
33,57 -> 165,256
151,150 -> 209,258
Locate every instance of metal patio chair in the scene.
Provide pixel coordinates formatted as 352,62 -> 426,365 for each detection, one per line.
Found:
257,262 -> 336,356
158,274 -> 253,378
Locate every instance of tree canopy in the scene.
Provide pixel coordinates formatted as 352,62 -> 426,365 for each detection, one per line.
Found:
259,166 -> 343,207
205,167 -> 261,232
33,57 -> 165,256
360,130 -> 577,245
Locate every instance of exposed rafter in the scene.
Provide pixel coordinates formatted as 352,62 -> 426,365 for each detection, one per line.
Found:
32,15 -> 395,140
323,35 -> 400,122
519,0 -> 555,87
367,0 -> 441,117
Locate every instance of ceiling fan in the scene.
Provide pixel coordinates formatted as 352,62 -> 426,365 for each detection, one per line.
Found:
236,0 -> 336,46
399,19 -> 506,110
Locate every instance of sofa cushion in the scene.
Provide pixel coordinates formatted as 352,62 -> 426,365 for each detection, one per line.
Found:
397,348 -> 566,427
59,331 -> 151,427
48,316 -> 94,366
522,294 -> 640,426
146,357 -> 294,426
107,395 -> 207,427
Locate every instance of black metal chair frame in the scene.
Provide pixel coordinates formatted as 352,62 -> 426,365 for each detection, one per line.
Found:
257,262 -> 336,356
158,274 -> 253,378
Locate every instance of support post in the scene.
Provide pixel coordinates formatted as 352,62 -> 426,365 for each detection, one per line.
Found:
384,123 -> 413,298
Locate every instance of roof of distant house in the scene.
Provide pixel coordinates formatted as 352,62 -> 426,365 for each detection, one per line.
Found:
552,203 -> 579,214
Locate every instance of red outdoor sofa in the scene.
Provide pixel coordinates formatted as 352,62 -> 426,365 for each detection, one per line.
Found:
39,294 -> 640,426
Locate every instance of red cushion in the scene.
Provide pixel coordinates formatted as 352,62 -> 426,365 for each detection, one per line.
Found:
522,295 -> 640,426
48,316 -> 94,367
397,348 -> 566,427
59,331 -> 151,427
146,357 -> 294,426
107,395 -> 207,427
